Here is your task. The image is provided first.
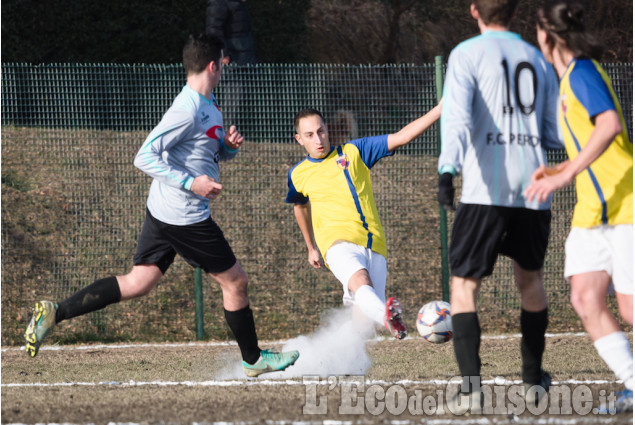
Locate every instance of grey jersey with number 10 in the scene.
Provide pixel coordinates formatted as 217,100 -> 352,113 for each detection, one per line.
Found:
439,31 -> 563,210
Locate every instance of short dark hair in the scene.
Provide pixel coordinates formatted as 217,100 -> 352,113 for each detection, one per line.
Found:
294,108 -> 325,133
473,0 -> 519,26
182,34 -> 224,75
537,0 -> 603,61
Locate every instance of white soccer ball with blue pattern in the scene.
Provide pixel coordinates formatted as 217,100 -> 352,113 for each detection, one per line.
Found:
416,300 -> 453,343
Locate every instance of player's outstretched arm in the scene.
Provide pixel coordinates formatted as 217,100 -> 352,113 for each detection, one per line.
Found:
293,202 -> 323,269
524,110 -> 621,203
387,101 -> 442,152
529,160 -> 570,184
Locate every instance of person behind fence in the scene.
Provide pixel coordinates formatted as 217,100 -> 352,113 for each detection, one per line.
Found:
24,33 -> 299,378
205,0 -> 256,132
524,0 -> 633,413
437,0 -> 564,413
205,0 -> 256,66
286,103 -> 441,341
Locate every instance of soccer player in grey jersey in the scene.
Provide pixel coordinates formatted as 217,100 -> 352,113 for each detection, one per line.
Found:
437,0 -> 563,413
25,34 -> 299,378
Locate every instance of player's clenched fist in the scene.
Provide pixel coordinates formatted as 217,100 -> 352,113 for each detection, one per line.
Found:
307,247 -> 324,269
190,175 -> 223,200
224,125 -> 244,150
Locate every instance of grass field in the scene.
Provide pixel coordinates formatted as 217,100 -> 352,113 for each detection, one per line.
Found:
2,126 -> 612,347
2,312 -> 633,425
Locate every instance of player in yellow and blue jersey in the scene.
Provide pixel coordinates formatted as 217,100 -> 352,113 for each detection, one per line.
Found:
286,104 -> 442,340
525,0 -> 633,413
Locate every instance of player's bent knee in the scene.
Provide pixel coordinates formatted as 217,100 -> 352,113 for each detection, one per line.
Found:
118,277 -> 157,299
571,289 -> 608,323
569,290 -> 587,317
213,269 -> 249,297
219,279 -> 250,310
226,277 -> 249,294
118,264 -> 162,299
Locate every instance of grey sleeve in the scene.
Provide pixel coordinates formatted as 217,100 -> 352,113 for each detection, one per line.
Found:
541,67 -> 565,150
134,107 -> 195,190
439,48 -> 474,175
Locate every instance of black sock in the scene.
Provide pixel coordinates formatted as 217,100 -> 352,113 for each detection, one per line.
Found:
520,307 -> 548,384
224,305 -> 261,364
452,312 -> 482,392
55,276 -> 121,323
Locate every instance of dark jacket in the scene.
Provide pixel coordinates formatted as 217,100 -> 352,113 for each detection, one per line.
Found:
205,0 -> 257,65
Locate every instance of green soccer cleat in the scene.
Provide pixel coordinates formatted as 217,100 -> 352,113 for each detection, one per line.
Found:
242,348 -> 300,377
24,300 -> 58,358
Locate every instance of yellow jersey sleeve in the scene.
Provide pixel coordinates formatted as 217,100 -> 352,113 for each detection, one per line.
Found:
559,59 -> 632,228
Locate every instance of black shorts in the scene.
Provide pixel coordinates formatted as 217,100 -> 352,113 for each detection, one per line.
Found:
134,209 -> 237,275
449,204 -> 551,279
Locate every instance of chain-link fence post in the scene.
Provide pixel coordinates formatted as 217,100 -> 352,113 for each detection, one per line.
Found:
435,55 -> 450,303
194,267 -> 204,340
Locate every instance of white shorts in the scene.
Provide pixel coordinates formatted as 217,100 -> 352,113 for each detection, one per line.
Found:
565,224 -> 633,295
325,241 -> 387,305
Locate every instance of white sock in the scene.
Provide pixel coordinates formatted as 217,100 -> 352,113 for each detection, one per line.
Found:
593,331 -> 633,390
353,285 -> 386,327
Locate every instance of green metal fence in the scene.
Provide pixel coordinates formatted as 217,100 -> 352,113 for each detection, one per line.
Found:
1,62 -> 632,345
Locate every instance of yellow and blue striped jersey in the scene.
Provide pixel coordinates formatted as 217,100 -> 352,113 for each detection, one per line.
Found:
559,59 -> 633,227
286,135 -> 394,259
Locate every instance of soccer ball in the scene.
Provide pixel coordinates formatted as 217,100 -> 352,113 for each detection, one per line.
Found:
416,300 -> 453,343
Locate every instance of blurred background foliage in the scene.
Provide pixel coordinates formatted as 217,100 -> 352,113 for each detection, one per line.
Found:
1,0 -> 632,63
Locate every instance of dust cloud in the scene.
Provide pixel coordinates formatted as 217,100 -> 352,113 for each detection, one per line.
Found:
215,306 -> 377,379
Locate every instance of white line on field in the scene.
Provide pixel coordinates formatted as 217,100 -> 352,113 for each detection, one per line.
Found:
1,377 -> 621,389
0,419 -> 624,425
1,332 -> 593,353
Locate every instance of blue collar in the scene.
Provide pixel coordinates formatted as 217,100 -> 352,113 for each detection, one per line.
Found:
306,146 -> 335,162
